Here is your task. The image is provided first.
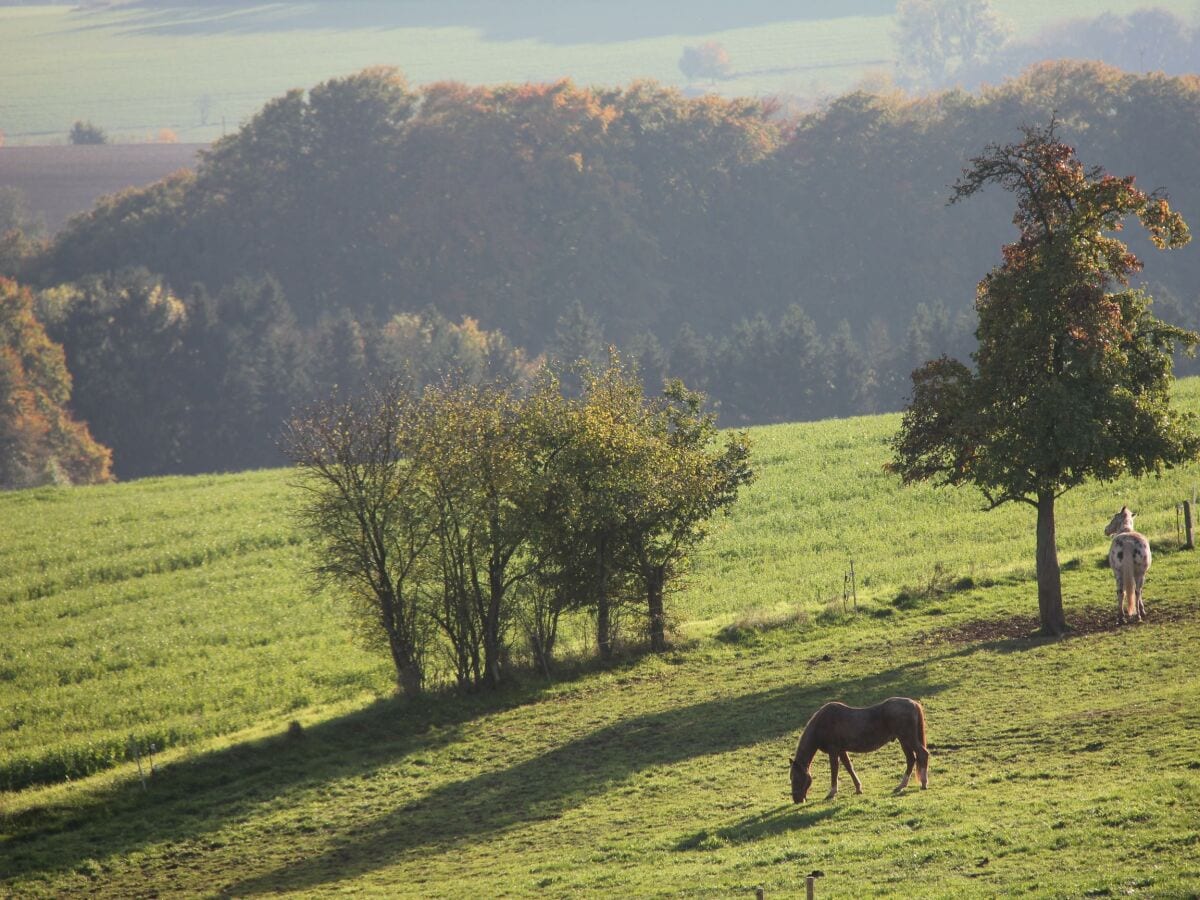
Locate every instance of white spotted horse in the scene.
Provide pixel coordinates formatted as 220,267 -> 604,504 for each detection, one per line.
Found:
1104,506 -> 1151,625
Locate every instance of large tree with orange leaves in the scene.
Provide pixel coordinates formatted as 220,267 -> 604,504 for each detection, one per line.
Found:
891,122 -> 1200,635
0,277 -> 111,488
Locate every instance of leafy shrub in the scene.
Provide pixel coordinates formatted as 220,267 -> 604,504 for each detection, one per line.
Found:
68,120 -> 107,145
716,605 -> 807,643
894,563 -> 958,609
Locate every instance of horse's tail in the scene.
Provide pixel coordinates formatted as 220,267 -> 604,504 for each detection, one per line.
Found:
1120,554 -> 1136,611
1113,534 -> 1142,615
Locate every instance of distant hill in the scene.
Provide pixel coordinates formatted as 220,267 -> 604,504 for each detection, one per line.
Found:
0,143 -> 205,233
3,1 -> 1195,146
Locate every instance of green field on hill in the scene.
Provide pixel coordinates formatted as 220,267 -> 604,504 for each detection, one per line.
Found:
3,0 -> 1196,145
3,379 -> 1200,895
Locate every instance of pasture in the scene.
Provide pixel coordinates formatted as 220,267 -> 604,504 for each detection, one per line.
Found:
3,380 -> 1200,894
2,0 -> 1196,145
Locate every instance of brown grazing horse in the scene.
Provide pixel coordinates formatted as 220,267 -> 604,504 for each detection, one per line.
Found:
790,697 -> 929,802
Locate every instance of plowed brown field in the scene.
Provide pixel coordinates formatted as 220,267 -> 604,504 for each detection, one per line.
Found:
0,143 -> 205,233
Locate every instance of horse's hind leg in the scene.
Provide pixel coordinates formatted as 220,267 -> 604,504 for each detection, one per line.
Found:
839,752 -> 863,794
1115,574 -> 1127,625
1134,570 -> 1147,621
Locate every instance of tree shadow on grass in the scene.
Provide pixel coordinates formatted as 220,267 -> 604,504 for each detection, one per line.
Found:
4,654 -> 951,894
0,686 -> 520,883
674,803 -> 837,851
220,663 -> 950,896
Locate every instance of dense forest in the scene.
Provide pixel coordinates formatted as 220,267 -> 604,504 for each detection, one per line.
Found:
5,59 -> 1200,480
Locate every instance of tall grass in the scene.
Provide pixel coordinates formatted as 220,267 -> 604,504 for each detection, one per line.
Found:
5,546 -> 1200,896
0,470 -> 392,790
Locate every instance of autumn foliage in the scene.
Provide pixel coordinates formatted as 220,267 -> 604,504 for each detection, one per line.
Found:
19,62 -> 1200,477
891,123 -> 1199,634
0,277 -> 111,488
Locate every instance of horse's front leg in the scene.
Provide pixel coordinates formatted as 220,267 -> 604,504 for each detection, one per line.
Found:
839,752 -> 863,794
894,746 -> 916,794
916,745 -> 930,789
825,752 -> 839,800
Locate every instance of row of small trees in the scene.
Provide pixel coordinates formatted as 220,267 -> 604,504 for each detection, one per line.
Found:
283,356 -> 753,694
896,1 -> 1200,92
25,269 -> 535,481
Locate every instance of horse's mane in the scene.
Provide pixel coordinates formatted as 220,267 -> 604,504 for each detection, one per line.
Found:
795,701 -> 838,755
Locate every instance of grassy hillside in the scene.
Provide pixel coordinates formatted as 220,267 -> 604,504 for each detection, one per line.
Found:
3,380 -> 1200,895
3,1 -> 1195,145
0,469 -> 394,792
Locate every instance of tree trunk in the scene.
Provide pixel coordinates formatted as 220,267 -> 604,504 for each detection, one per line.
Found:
397,661 -> 423,698
382,585 -> 422,697
597,593 -> 612,660
1035,490 -> 1068,636
647,565 -> 667,652
388,633 -> 423,697
483,561 -> 504,689
597,538 -> 613,660
529,596 -> 560,678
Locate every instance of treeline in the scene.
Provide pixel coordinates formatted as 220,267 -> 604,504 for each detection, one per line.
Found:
629,300 -> 974,424
953,8 -> 1200,93
895,4 -> 1200,93
7,61 -> 1200,479
7,261 -> 966,485
286,358 -> 752,692
30,269 -> 534,478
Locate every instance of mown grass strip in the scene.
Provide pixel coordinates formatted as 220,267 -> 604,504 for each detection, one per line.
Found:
0,532 -> 303,606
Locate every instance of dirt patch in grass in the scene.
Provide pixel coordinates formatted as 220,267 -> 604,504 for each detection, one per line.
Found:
935,600 -> 1200,645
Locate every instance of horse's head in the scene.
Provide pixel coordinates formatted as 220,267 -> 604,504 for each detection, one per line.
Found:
790,757 -> 812,803
1105,506 -> 1135,537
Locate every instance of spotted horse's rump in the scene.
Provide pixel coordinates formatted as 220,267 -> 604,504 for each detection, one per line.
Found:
1104,506 -> 1151,625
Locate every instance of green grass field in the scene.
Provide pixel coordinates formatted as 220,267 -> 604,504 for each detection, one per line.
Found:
3,379 -> 1200,895
3,1 -> 1196,145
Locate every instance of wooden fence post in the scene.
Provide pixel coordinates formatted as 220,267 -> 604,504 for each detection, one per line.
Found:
128,737 -> 146,790
1185,500 -> 1194,550
806,875 -> 815,899
755,888 -> 764,900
